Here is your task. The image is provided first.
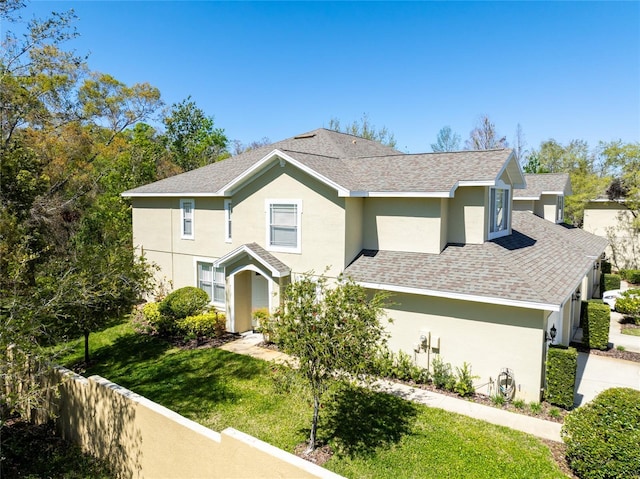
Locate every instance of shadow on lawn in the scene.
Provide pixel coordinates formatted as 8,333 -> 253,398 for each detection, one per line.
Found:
320,383 -> 419,458
83,334 -> 265,418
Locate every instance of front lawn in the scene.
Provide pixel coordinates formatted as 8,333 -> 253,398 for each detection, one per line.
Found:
61,321 -> 566,478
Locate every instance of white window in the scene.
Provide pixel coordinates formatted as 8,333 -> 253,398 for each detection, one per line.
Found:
266,200 -> 302,253
556,196 -> 564,223
224,199 -> 232,242
197,261 -> 225,304
489,187 -> 510,239
180,199 -> 194,239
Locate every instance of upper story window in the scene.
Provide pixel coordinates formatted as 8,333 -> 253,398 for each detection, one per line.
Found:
224,199 -> 232,243
489,187 -> 510,239
556,196 -> 564,223
180,199 -> 195,239
197,261 -> 225,304
266,199 -> 302,253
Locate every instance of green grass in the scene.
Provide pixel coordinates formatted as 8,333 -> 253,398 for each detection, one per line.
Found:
60,322 -> 566,478
621,327 -> 640,337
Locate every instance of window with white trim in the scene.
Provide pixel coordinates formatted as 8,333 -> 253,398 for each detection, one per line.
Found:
224,199 -> 232,242
266,200 -> 301,253
489,188 -> 510,238
180,199 -> 194,239
197,262 -> 225,304
556,196 -> 564,223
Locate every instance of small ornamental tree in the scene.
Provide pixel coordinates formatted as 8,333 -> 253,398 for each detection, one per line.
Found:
272,273 -> 390,452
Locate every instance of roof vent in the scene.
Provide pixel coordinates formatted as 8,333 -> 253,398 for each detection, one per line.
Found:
294,133 -> 316,139
352,139 -> 357,144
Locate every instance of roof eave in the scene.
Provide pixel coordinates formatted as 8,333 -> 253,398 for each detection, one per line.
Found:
356,281 -> 560,312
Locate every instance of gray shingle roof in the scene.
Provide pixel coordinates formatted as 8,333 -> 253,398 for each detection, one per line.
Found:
215,242 -> 291,278
123,128 -> 514,196
344,211 -> 607,308
514,173 -> 571,199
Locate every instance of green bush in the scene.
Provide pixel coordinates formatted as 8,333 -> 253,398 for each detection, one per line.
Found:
600,260 -> 612,274
159,287 -> 209,320
432,356 -> 456,391
178,311 -> 226,341
603,273 -> 621,292
616,288 -> 640,324
137,301 -> 179,336
454,362 -> 478,397
583,302 -> 611,350
369,348 -> 429,384
545,346 -> 577,409
620,269 -> 640,284
562,387 -> 640,479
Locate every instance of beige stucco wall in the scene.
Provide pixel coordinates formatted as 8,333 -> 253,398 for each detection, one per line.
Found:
362,198 -> 444,254
132,197 -> 174,252
447,187 -> 486,245
513,200 -> 535,212
344,197 -> 364,264
584,202 -> 638,269
439,198 -> 449,251
538,195 -> 558,223
230,163 -> 346,278
49,369 -> 341,479
383,293 -> 546,402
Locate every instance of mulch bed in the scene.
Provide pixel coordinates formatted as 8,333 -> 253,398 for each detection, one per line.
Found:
570,342 -> 640,363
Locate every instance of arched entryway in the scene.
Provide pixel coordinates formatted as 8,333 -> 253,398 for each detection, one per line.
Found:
214,243 -> 291,333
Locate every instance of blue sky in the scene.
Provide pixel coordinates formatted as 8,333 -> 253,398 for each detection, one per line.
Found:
16,1 -> 640,153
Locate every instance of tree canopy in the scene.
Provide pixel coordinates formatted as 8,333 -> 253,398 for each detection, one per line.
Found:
272,273 -> 390,452
431,126 -> 461,152
328,113 -> 397,148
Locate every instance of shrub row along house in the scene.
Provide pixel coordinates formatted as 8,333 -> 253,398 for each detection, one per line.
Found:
123,129 -> 607,402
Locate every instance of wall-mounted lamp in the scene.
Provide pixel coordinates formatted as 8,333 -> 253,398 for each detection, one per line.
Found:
593,262 -> 599,270
572,291 -> 581,301
546,324 -> 557,344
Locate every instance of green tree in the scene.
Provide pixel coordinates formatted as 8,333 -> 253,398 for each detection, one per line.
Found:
465,115 -> 508,150
162,97 -> 228,171
531,139 -> 608,226
431,126 -> 461,152
272,273 -> 390,452
328,113 -> 397,148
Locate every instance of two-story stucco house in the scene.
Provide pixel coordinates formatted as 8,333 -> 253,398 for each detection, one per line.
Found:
123,128 -> 607,402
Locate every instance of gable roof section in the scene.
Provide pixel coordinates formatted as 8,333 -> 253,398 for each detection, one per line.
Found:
514,173 -> 572,200
122,129 -> 519,198
214,243 -> 291,278
344,211 -> 607,311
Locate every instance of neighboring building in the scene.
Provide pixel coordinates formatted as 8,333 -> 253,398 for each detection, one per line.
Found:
513,173 -> 571,224
583,198 -> 639,270
123,129 -> 607,402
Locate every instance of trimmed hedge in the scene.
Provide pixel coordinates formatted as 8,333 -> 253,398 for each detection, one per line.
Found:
600,260 -> 612,274
159,286 -> 209,320
602,273 -> 621,292
582,301 -> 610,350
562,387 -> 640,479
545,346 -> 577,409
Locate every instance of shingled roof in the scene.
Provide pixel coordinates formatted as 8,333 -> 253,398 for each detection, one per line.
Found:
122,128 -> 521,197
514,173 -> 571,199
344,211 -> 607,310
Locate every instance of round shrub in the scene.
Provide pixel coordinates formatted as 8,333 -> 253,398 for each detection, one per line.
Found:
158,287 -> 209,320
561,387 -> 640,479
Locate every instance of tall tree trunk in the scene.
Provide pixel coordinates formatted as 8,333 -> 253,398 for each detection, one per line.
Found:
84,330 -> 90,363
306,393 -> 320,453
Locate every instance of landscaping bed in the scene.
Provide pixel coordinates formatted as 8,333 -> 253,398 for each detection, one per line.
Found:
60,322 -> 567,479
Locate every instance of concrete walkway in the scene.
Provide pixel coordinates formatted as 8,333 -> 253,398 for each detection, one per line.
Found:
574,352 -> 640,405
609,311 -> 640,353
219,332 -> 562,442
